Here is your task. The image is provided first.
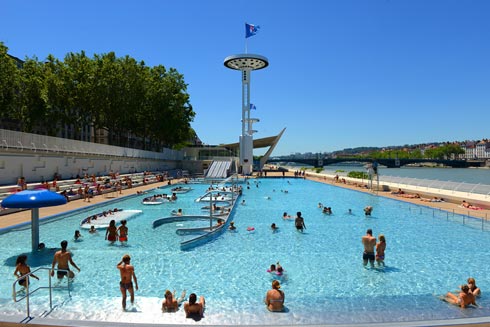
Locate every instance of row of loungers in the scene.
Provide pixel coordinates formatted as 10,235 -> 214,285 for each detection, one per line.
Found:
0,172 -> 172,214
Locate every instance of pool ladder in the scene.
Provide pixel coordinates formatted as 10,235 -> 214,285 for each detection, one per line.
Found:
12,267 -> 71,322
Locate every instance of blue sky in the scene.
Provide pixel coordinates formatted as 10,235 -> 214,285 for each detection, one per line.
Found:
1,0 -> 489,156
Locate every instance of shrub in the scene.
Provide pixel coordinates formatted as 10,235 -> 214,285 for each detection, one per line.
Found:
347,171 -> 369,179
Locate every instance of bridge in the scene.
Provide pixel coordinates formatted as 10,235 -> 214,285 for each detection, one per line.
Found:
267,157 -> 484,168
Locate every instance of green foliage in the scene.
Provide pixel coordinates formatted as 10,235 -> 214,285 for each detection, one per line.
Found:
334,169 -> 345,173
424,144 -> 464,159
314,168 -> 323,173
347,171 -> 369,179
0,46 -> 195,151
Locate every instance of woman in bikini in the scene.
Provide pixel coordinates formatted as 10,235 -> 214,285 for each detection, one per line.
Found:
265,280 -> 285,312
117,220 -> 128,243
467,277 -> 481,297
14,255 -> 39,288
105,220 -> 118,244
376,234 -> 386,267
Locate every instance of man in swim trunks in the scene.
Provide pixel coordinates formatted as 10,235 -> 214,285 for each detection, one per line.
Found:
362,229 -> 376,267
117,254 -> 138,311
295,212 -> 306,232
51,240 -> 80,280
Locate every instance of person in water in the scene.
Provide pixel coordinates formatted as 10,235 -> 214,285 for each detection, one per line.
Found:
184,293 -> 205,319
375,234 -> 386,267
105,220 -> 118,244
14,255 -> 39,288
117,220 -> 128,243
162,289 -> 187,312
117,254 -> 138,311
442,285 -> 477,308
265,280 -> 285,312
295,212 -> 306,232
51,240 -> 80,280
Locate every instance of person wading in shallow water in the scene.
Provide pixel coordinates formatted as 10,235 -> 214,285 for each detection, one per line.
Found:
117,254 -> 138,311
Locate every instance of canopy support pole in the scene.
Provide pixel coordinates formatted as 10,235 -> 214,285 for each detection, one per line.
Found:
31,208 -> 39,252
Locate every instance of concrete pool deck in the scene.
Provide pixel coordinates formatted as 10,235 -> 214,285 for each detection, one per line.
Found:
1,172 -> 490,327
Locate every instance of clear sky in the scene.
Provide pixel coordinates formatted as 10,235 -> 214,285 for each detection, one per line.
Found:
1,0 -> 489,156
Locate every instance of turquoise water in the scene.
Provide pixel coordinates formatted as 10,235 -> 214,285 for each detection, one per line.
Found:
1,178 -> 490,325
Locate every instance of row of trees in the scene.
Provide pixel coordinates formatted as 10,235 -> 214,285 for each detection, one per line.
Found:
0,42 -> 196,151
367,143 -> 465,160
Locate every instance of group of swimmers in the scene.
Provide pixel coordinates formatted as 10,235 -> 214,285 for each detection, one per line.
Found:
441,277 -> 481,308
361,228 -> 386,268
81,208 -> 122,225
105,219 -> 129,244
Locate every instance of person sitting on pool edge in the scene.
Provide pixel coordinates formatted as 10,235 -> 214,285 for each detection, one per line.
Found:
265,280 -> 285,312
466,277 -> 481,297
184,293 -> 205,319
162,289 -> 187,312
442,285 -> 477,308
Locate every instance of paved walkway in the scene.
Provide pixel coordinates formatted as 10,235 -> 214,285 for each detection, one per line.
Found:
0,180 -> 173,229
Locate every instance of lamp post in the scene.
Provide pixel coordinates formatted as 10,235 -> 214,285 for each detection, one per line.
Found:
224,54 -> 268,175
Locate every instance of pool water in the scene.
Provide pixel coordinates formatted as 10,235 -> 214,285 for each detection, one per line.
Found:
1,178 -> 489,325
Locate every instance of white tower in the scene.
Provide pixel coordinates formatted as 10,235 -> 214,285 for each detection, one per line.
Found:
224,54 -> 269,175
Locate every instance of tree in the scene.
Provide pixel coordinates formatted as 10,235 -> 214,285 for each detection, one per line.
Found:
0,42 -> 20,122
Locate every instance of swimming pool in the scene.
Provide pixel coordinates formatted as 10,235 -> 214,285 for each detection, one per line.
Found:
1,178 -> 489,325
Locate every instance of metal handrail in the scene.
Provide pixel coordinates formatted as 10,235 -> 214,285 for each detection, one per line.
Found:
12,267 -> 72,320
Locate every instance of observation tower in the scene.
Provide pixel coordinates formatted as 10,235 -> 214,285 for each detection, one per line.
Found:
224,54 -> 269,175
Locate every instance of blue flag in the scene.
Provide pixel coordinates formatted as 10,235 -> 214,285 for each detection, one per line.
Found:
250,103 -> 256,110
245,23 -> 260,38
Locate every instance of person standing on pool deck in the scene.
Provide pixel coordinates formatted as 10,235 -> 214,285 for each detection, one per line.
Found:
295,212 -> 306,232
51,240 -> 80,280
117,254 -> 138,311
362,229 -> 377,267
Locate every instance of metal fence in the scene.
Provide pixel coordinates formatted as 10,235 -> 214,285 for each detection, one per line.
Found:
0,129 -> 183,160
377,175 -> 490,197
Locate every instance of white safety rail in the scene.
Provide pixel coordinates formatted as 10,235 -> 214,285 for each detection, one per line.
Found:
0,129 -> 183,160
12,267 -> 71,321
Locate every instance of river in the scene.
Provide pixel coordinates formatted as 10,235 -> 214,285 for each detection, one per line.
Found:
289,164 -> 490,185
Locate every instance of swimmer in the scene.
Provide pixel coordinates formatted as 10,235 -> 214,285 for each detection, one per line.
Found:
295,212 -> 306,232
466,278 -> 481,297
364,206 -> 373,216
229,221 -> 236,231
271,223 -> 278,232
74,230 -> 82,241
282,212 -> 291,220
162,289 -> 187,312
89,226 -> 97,234
442,285 -> 477,308
241,200 -> 246,205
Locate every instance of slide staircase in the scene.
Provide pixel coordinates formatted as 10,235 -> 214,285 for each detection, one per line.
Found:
205,161 -> 231,179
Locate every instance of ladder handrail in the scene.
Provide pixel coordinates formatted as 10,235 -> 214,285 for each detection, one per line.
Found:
12,267 -> 72,320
